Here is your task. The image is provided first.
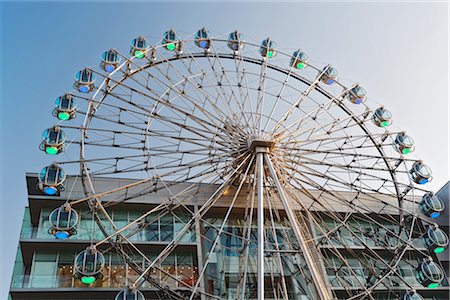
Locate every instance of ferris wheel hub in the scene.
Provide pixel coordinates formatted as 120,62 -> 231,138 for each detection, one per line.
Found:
249,138 -> 275,152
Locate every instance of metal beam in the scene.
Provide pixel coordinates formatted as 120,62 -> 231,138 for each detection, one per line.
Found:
264,154 -> 332,300
256,148 -> 266,300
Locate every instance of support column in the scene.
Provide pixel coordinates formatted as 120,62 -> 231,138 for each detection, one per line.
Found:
264,154 -> 332,300
194,205 -> 206,300
256,149 -> 265,300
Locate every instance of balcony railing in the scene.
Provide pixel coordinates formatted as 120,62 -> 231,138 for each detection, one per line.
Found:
12,275 -> 73,289
11,274 -> 194,289
20,226 -> 196,243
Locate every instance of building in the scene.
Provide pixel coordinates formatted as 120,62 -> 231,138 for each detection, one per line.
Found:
8,174 -> 450,300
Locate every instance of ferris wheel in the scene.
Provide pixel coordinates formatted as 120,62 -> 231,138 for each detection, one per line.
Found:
37,28 -> 448,300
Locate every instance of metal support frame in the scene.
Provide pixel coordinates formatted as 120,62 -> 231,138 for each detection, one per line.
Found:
194,205 -> 207,300
256,147 -> 266,300
264,153 -> 332,300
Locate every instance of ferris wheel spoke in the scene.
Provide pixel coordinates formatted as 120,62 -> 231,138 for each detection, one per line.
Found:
132,153 -> 253,291
68,150 -> 245,207
282,154 -> 399,194
275,188 -> 416,297
254,56 -> 270,134
288,154 -> 407,177
277,100 -> 362,146
104,123 -> 226,154
206,49 -> 257,132
95,166 -> 233,248
282,130 -> 403,148
92,161 -> 253,296
181,45 -> 255,136
231,49 -> 258,132
103,157 -> 237,216
280,146 -> 418,164
93,70 -> 233,144
265,188 -> 299,300
288,120 -> 375,154
86,149 -> 238,176
189,155 -> 254,300
300,97 -> 368,128
283,164 -> 434,230
282,117 -> 399,199
261,56 -> 297,136
66,120 -> 232,152
271,67 -> 349,135
147,49 -> 240,125
94,88 -> 231,147
285,171 -> 428,256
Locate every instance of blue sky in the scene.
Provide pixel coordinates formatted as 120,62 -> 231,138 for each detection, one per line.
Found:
0,1 -> 448,298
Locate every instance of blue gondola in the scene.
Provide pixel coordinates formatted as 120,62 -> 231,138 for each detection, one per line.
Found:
409,161 -> 432,184
227,31 -> 245,53
419,192 -> 445,219
347,85 -> 367,104
320,66 -> 338,85
195,28 -> 211,50
74,68 -> 95,93
48,204 -> 78,239
38,164 -> 66,195
101,49 -> 121,72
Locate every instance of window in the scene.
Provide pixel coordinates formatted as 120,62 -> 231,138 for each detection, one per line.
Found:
31,251 -> 57,288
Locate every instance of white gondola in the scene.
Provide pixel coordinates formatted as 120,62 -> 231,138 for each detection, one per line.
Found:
423,225 -> 449,254
74,245 -> 105,285
115,287 -> 145,300
415,258 -> 444,288
393,132 -> 415,155
402,290 -> 424,300
347,85 -> 367,104
48,203 -> 79,239
372,106 -> 392,127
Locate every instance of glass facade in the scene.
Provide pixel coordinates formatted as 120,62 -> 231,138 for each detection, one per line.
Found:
10,197 -> 449,300
12,249 -> 197,289
21,208 -> 196,243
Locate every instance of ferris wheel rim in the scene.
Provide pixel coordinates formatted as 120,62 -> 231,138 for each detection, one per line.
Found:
79,49 -> 403,203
